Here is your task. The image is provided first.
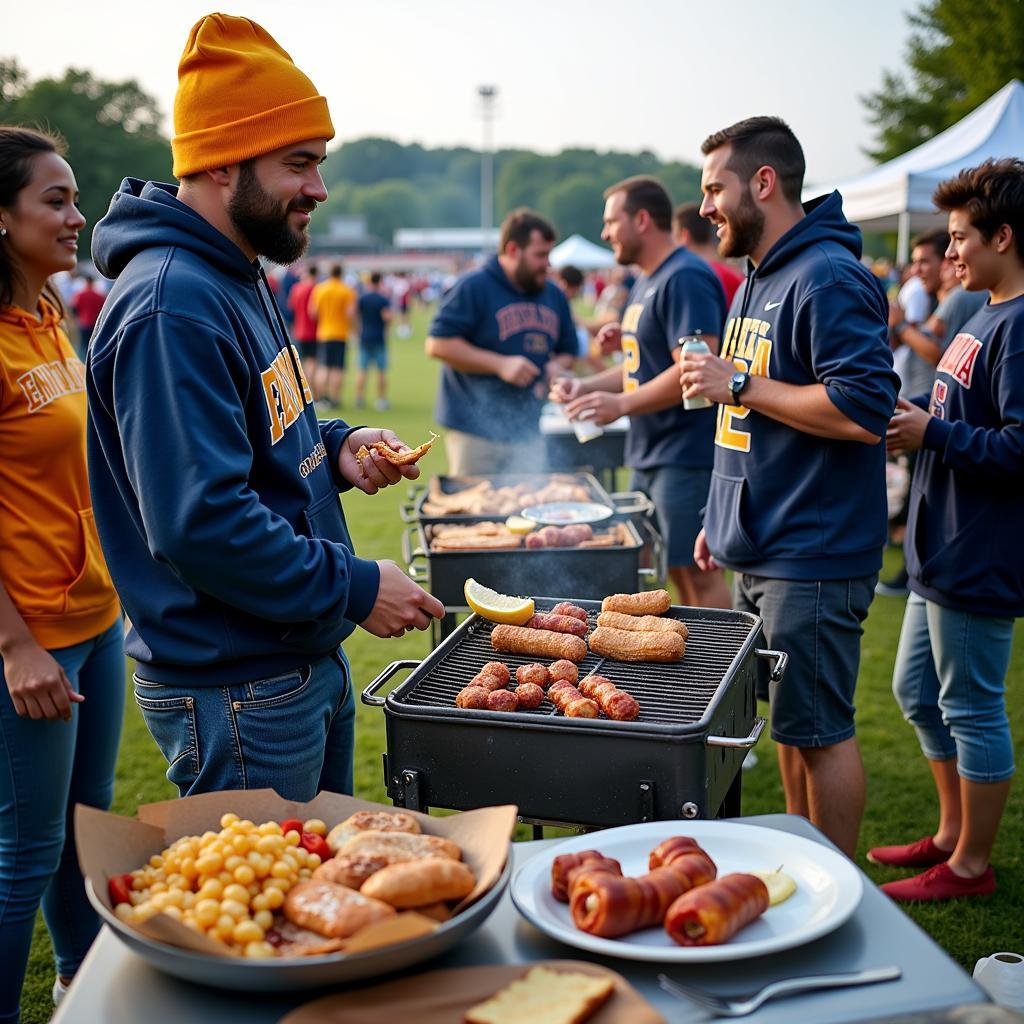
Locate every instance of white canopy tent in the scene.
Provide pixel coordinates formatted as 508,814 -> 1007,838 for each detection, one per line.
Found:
804,80 -> 1024,262
548,233 -> 617,270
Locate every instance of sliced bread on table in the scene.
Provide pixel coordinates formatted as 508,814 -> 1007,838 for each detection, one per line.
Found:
464,965 -> 614,1024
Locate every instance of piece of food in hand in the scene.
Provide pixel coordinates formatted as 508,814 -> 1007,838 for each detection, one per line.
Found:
490,624 -> 587,663
548,659 -> 579,684
464,965 -> 614,1024
355,430 -> 439,476
596,609 -> 688,638
664,872 -> 770,946
550,602 -> 588,623
360,856 -> 475,908
516,663 -> 551,688
601,589 -> 672,616
513,681 -> 544,709
525,612 -> 588,636
480,661 -> 510,686
750,868 -> 797,906
282,879 -> 396,938
551,850 -> 622,902
313,851 -> 392,889
339,830 -> 461,862
487,689 -> 520,712
589,625 -> 685,663
326,810 -> 422,854
456,685 -> 491,709
465,579 -> 535,625
577,674 -> 641,721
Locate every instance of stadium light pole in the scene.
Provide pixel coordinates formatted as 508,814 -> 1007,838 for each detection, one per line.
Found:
478,85 -> 498,253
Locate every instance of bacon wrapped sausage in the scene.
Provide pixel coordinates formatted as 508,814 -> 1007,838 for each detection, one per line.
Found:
601,590 -> 671,616
550,602 -> 588,623
577,674 -> 640,721
547,681 -> 599,718
455,685 -> 489,709
486,689 -> 519,712
525,613 -> 588,637
648,835 -> 708,870
480,662 -> 510,686
472,671 -> 509,692
548,659 -> 579,684
664,872 -> 769,946
515,663 -> 551,688
514,682 -> 544,709
550,850 -> 622,902
490,624 -> 588,663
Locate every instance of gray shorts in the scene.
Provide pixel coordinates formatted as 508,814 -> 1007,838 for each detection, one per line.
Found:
734,574 -> 877,747
630,465 -> 711,568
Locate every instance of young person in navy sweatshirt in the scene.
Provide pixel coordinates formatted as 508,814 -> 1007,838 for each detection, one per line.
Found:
86,15 -> 443,802
681,117 -> 899,857
870,159 -> 1024,901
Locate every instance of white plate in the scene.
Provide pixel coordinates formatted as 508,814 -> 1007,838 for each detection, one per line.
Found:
520,501 -> 614,525
511,820 -> 862,963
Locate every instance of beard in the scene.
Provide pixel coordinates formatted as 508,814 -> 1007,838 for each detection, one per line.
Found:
718,189 -> 764,259
614,234 -> 641,267
513,258 -> 546,295
227,163 -> 314,265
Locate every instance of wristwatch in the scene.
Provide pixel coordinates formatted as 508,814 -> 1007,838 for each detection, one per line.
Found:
729,371 -> 751,405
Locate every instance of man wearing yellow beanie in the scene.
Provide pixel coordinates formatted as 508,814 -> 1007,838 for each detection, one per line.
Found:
86,14 -> 444,802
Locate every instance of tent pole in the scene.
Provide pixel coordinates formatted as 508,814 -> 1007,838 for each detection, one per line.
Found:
897,211 -> 911,266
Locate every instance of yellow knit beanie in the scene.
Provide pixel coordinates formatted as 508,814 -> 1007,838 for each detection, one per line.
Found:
171,13 -> 335,178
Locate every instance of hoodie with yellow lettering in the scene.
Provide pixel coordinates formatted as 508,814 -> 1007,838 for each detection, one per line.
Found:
0,300 -> 120,648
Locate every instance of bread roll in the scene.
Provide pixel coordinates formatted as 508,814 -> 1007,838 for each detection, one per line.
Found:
339,830 -> 462,861
360,856 -> 475,908
282,879 -> 395,938
326,810 -> 421,854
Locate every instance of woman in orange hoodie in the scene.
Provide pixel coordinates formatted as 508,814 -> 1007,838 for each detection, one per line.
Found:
0,127 -> 123,1022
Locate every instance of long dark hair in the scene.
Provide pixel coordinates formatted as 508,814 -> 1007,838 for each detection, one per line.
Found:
0,126 -> 68,309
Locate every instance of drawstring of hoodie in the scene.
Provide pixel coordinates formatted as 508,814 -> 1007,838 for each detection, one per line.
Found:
254,264 -> 310,409
0,299 -> 69,364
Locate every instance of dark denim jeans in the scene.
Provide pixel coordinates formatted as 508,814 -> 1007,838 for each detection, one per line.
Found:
0,621 -> 125,1023
133,648 -> 354,801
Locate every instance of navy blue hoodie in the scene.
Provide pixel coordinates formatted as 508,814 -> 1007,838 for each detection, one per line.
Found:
704,192 -> 899,580
429,255 -> 577,440
907,294 -> 1024,617
87,180 -> 381,686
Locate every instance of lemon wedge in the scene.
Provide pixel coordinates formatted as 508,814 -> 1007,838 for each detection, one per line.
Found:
505,515 -> 536,535
750,869 -> 797,907
464,579 -> 535,625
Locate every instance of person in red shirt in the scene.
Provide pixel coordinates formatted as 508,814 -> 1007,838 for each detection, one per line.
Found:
287,263 -> 319,394
674,202 -> 745,306
71,273 -> 105,353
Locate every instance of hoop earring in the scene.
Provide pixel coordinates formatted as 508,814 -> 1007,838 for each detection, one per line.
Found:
0,227 -> 6,237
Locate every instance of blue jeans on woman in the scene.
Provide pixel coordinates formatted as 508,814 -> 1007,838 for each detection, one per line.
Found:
0,620 -> 125,1024
892,592 -> 1015,783
133,648 -> 354,800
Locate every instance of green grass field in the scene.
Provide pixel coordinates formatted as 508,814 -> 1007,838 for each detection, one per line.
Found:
19,303 -> 1023,1022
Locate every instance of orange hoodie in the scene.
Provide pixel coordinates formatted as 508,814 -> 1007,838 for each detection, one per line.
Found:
0,299 -> 120,648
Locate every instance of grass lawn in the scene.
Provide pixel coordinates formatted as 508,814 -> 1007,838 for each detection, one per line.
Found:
19,303 -> 1023,1021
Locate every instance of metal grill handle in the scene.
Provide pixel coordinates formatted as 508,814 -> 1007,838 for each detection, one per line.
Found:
636,515 -> 667,588
400,525 -> 429,582
755,648 -> 788,682
610,490 -> 655,517
707,715 -> 766,749
361,659 -> 421,707
399,484 -> 426,523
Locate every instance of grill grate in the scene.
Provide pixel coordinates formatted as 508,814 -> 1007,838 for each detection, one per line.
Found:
394,601 -> 755,727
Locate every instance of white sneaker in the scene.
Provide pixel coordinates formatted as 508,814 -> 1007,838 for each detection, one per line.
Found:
53,976 -> 70,1007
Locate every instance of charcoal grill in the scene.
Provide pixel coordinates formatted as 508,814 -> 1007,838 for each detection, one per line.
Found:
402,516 -> 664,609
362,598 -> 786,831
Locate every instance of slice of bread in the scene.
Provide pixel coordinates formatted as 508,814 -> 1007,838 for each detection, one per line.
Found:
464,966 -> 614,1024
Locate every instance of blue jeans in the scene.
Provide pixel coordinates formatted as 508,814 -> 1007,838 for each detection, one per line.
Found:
133,649 -> 354,800
0,621 -> 125,1024
892,592 -> 1015,783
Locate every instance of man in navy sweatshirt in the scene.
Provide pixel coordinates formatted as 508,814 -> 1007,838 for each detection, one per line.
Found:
873,159 -> 1024,901
86,14 -> 443,801
426,209 -> 578,475
681,117 -> 899,857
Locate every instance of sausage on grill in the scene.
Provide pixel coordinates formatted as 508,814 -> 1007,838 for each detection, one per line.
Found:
490,624 -> 588,663
601,590 -> 671,616
596,610 -> 688,639
551,602 -> 588,623
589,626 -> 685,663
577,674 -> 640,721
525,613 -> 588,637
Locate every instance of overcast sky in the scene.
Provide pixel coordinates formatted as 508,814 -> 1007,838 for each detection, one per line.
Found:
6,0 -> 914,187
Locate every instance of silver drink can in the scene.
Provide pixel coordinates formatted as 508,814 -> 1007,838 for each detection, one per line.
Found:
680,334 -> 712,409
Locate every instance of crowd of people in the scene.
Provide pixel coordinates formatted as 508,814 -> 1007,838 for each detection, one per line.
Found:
0,11 -> 1020,1023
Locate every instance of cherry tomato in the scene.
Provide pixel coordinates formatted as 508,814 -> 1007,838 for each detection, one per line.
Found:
108,873 -> 134,906
280,818 -> 304,836
300,832 -> 332,861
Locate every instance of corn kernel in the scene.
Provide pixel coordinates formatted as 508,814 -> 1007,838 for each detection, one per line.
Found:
251,893 -> 270,912
219,899 -> 248,920
197,879 -> 223,900
270,861 -> 291,880
220,813 -> 240,828
222,884 -> 250,906
231,834 -> 251,854
114,903 -> 136,923
195,899 -> 219,927
306,854 -> 321,869
302,818 -> 327,837
215,915 -> 236,941
233,864 -> 256,886
232,919 -> 264,944
195,853 -> 223,875
148,854 -> 164,868
263,887 -> 285,910
258,821 -> 283,837
244,941 -> 276,959
224,855 -> 245,872
285,831 -> 300,847
163,905 -> 184,920
253,909 -> 274,931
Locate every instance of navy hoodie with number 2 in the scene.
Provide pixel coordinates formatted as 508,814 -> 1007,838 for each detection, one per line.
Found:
704,192 -> 899,581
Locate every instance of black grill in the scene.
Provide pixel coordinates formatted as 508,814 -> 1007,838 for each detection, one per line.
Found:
362,598 -> 785,830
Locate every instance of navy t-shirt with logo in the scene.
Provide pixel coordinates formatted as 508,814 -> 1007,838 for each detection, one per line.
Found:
621,247 -> 726,469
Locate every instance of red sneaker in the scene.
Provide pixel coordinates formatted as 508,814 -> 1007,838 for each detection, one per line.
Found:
881,862 -> 995,902
867,835 -> 952,867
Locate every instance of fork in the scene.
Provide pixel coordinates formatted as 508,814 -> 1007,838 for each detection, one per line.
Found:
657,966 -> 902,1017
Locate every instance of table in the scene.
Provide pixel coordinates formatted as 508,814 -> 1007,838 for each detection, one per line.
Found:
54,815 -> 991,1023
539,405 -> 628,494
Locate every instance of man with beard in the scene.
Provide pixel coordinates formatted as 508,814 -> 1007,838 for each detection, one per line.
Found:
85,13 -> 444,800
550,177 -> 730,609
425,209 -> 578,474
680,116 -> 899,856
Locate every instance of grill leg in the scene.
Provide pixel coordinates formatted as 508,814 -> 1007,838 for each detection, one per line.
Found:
719,769 -> 742,818
431,612 -> 459,648
532,825 -> 544,840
